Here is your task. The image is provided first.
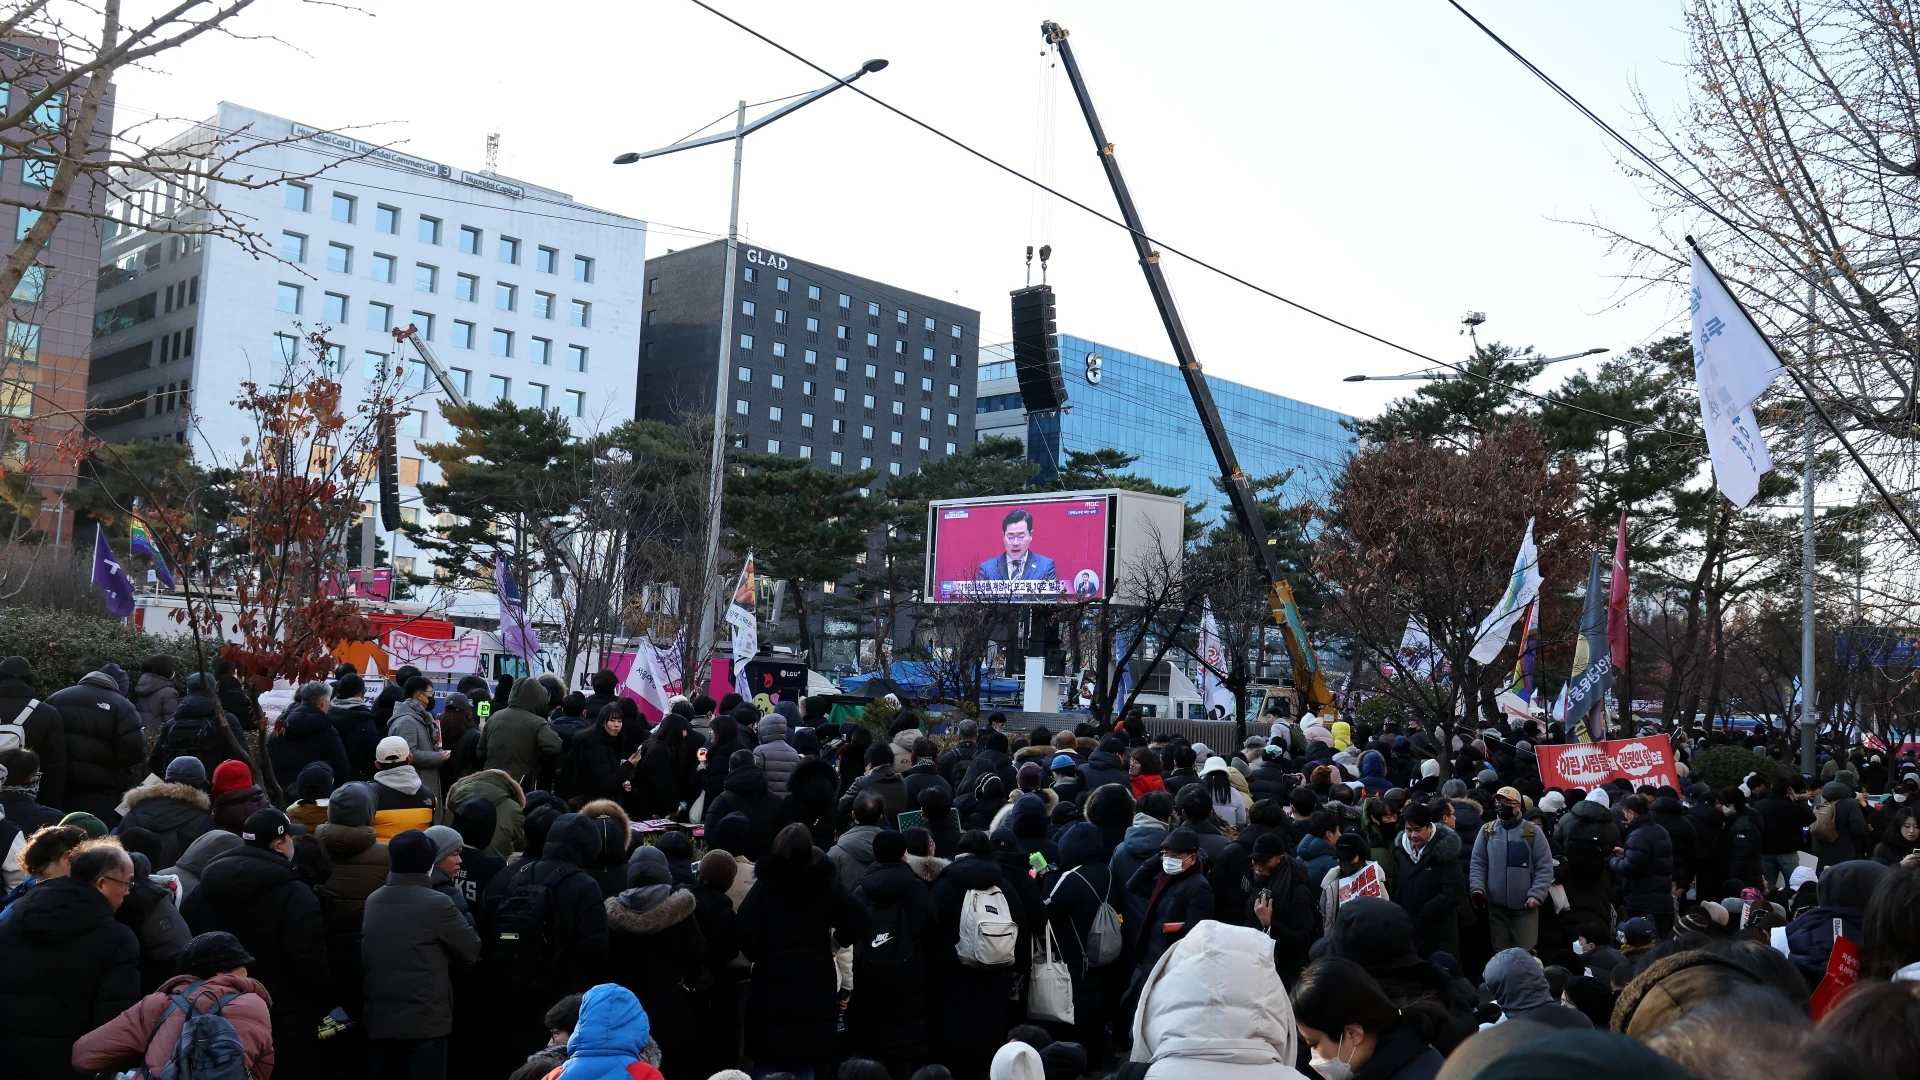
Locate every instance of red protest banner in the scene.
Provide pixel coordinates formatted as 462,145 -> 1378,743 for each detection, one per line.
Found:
1809,933 -> 1861,1021
1337,862 -> 1386,905
1535,736 -> 1681,792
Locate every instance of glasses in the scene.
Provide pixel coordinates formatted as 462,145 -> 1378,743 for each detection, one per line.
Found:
99,876 -> 132,888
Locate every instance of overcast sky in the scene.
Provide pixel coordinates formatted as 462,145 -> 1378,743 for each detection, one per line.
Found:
115,0 -> 1696,420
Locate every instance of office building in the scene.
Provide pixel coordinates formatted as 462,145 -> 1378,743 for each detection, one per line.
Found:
3,41 -> 113,542
639,241 -> 980,478
86,102 -> 647,581
976,333 -> 1357,519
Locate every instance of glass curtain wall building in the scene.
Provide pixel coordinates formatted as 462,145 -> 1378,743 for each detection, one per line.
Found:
976,334 -> 1355,520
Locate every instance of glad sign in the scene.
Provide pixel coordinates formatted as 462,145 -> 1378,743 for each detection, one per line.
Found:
1536,736 -> 1680,793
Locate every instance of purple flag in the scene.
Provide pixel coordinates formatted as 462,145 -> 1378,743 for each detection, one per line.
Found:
494,555 -> 540,660
91,525 -> 136,617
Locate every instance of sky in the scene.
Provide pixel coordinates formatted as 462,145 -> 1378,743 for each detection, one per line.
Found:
112,0 -> 1698,421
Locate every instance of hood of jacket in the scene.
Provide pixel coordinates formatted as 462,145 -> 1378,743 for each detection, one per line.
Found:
942,851 -> 1007,892
1084,748 -> 1124,774
449,769 -> 526,809
1817,859 -> 1890,909
1360,750 -> 1387,779
1484,946 -> 1555,1013
1397,821 -> 1461,865
607,885 -> 695,933
1084,782 -> 1135,828
374,765 -> 423,795
196,844 -> 300,902
166,829 -> 243,878
1130,919 -> 1301,1073
78,670 -> 121,695
758,713 -> 789,743
280,701 -> 334,739
507,676 -> 555,714
789,757 -> 841,809
1122,817 -> 1170,858
135,671 -> 175,700
124,781 -> 211,818
857,858 -> 923,904
317,822 -> 380,861
1821,779 -> 1854,802
723,763 -> 769,800
7,875 -> 121,943
543,813 -> 603,868
171,690 -> 221,721
566,983 -> 651,1066
1057,821 -> 1106,871
1571,798 -> 1614,824
1296,834 -> 1336,862
906,853 -> 948,884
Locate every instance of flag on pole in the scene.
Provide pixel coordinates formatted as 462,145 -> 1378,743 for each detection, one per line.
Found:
1563,552 -> 1614,743
1608,510 -> 1630,670
1507,599 -> 1540,703
494,555 -> 541,661
725,554 -> 758,700
91,525 -> 136,617
1115,627 -> 1135,710
1195,598 -> 1235,719
1690,245 -> 1783,507
1395,615 -> 1440,681
127,516 -> 175,590
1469,518 -> 1543,664
622,639 -> 674,716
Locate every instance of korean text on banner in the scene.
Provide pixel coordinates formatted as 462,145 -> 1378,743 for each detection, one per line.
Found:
1690,246 -> 1782,508
1535,736 -> 1681,793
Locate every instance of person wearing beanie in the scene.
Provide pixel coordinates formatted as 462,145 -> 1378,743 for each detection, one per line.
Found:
423,825 -> 471,919
310,777 -> 390,1028
360,828 -> 481,1076
846,825 -> 931,1076
704,813 -> 757,909
61,810 -> 110,839
688,845 -> 744,1077
116,754 -> 216,871
180,805 -> 330,1080
369,735 -> 438,841
209,760 -> 270,836
164,755 -> 208,789
449,796 -> 506,905
284,761 -> 335,830
72,930 -> 275,1080
606,842 -> 704,1080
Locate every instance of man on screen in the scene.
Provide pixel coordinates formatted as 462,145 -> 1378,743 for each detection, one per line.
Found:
976,508 -> 1059,583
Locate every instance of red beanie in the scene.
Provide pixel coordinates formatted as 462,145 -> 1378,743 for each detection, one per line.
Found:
211,760 -> 252,796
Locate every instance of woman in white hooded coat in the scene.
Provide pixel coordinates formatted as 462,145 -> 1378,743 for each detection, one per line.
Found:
1127,919 -> 1309,1080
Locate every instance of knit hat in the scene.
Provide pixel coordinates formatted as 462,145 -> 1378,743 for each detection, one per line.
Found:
1251,832 -> 1289,861
1335,833 -> 1369,862
1017,761 -> 1045,793
211,760 -> 252,796
1050,753 -> 1078,772
698,850 -> 737,891
293,762 -> 335,803
164,756 -> 208,786
375,735 -> 411,765
1161,829 -> 1200,855
424,825 -> 465,864
626,845 -> 671,888
180,931 -> 254,978
388,829 -> 435,874
872,829 -> 907,863
240,808 -> 293,848
59,811 -> 108,839
327,782 -> 376,828
452,797 -> 497,849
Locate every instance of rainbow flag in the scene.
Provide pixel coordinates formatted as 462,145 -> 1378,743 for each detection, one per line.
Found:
1507,598 -> 1539,703
128,516 -> 175,590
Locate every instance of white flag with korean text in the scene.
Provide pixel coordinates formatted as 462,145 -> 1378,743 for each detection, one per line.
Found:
1690,247 -> 1782,508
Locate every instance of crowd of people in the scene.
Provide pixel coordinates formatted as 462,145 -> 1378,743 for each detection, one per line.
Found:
2,651 -> 1919,1080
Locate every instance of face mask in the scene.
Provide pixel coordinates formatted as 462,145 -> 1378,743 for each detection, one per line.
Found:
1498,807 -> 1519,823
1310,1035 -> 1357,1080
1161,855 -> 1186,875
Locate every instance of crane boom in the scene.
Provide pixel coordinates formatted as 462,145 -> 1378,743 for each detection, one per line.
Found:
392,324 -> 470,409
1041,20 -> 1332,714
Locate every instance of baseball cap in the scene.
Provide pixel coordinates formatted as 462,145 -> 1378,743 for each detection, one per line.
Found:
375,735 -> 411,765
1496,786 -> 1523,804
241,807 -> 295,847
1621,917 -> 1657,946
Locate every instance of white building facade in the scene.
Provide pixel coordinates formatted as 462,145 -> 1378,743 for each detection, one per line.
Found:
88,102 -> 647,588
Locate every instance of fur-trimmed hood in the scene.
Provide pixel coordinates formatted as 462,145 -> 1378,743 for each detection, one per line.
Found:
123,781 -> 211,813
605,885 -> 697,934
580,798 -> 632,836
906,852 -> 948,883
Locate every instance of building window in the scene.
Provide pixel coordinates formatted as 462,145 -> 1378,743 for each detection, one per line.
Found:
863,394 -> 876,409
280,232 -> 306,263
776,275 -> 790,292
798,444 -> 812,459
742,299 -> 756,317
286,183 -> 311,212
867,302 -> 880,317
447,367 -> 471,395
946,441 -> 957,454
806,317 -> 819,333
419,216 -> 441,244
894,371 -> 906,387
861,424 -> 874,439
15,208 -> 39,242
366,302 -> 391,331
951,323 -> 963,338
529,337 -> 551,365
743,266 -> 757,283
372,253 -> 395,283
564,389 -> 584,416
573,255 -> 593,282
375,204 -> 398,233
924,316 -> 935,332
772,342 -> 787,358
525,382 -> 546,408
271,331 -> 299,362
892,401 -> 905,416
770,373 -> 785,390
415,264 -> 437,292
2,321 -> 38,368
774,308 -> 788,325
411,311 -> 435,339
453,321 -> 475,349
836,356 -> 848,372
735,399 -> 749,415
864,364 -> 878,379
805,350 -> 818,365
866,332 -> 879,348
833,387 -> 846,403
894,340 -> 905,355
737,366 -> 752,383
533,291 -> 554,319
331,193 -> 355,223
802,380 -> 814,395
499,236 -> 520,264
861,456 -> 872,469
491,329 -> 512,356
766,439 -> 780,453
276,282 -> 302,313
11,266 -> 44,304
923,347 -> 935,362
808,285 -> 821,301
496,282 -> 516,311
739,334 -> 753,351
948,383 -> 960,397
947,412 -> 958,426
889,462 -> 901,477
566,344 -> 587,372
919,406 -> 932,421
488,374 -> 510,402
327,242 -> 352,273
890,431 -> 903,446
537,246 -> 557,274
362,350 -> 388,380
570,300 -> 590,327
647,277 -> 660,295
323,292 -> 348,322
403,410 -> 427,437
768,405 -> 783,421
918,436 -> 931,451
896,309 -> 908,325
456,274 -> 478,302
921,377 -> 934,392
459,226 -> 481,254
830,450 -> 843,466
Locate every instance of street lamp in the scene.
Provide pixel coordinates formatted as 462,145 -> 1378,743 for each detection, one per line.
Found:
1342,347 -> 1607,382
615,58 -> 889,664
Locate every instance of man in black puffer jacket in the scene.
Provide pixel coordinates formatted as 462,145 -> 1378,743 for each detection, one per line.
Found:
1077,735 -> 1131,794
145,672 -> 250,789
0,655 -> 68,810
0,843 -> 140,1078
1649,792 -> 1698,896
1610,794 -> 1675,937
267,681 -> 354,794
116,757 -> 214,870
180,808 -> 330,1080
46,669 -> 145,821
480,812 -> 608,1059
705,752 -> 784,860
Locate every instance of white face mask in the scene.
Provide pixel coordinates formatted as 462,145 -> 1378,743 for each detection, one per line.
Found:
1309,1038 -> 1355,1080
1161,855 -> 1186,875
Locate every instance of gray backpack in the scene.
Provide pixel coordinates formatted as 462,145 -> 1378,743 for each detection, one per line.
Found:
1049,866 -> 1123,968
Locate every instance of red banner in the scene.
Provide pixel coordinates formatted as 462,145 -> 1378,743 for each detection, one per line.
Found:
1809,932 -> 1861,1021
1535,736 -> 1681,792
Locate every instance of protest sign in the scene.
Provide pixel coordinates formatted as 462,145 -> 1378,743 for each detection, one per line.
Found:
1535,736 -> 1681,792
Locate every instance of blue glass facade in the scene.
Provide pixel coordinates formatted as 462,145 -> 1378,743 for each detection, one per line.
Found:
981,335 -> 1356,522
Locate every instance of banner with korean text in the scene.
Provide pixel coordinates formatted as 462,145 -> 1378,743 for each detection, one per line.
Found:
1535,736 -> 1681,793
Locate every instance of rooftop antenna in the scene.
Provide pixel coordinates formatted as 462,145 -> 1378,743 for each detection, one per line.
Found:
1039,244 -> 1052,285
1025,245 -> 1034,286
484,131 -> 500,175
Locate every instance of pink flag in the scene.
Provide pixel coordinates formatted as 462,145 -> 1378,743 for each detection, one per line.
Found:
1608,510 -> 1629,670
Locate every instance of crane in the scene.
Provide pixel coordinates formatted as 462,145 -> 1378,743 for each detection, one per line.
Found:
391,324 -> 469,408
1040,19 -> 1333,717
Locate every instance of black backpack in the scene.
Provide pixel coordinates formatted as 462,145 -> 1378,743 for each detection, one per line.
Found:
853,895 -> 918,989
942,743 -> 978,786
165,713 -> 218,761
488,860 -> 579,994
1563,819 -> 1611,880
